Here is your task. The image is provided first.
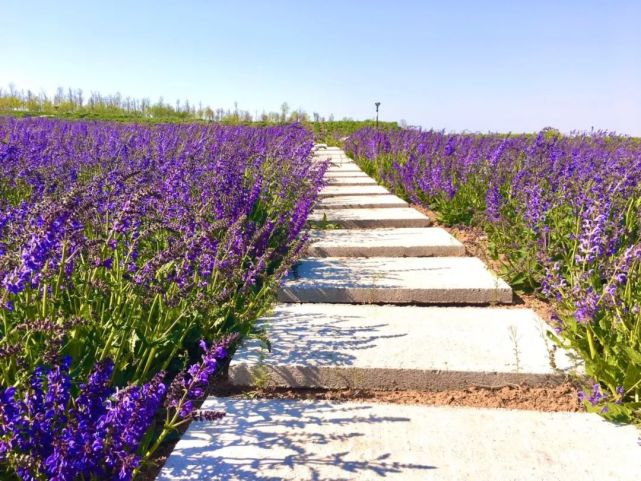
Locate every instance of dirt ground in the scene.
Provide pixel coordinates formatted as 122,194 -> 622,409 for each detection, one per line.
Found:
209,381 -> 581,412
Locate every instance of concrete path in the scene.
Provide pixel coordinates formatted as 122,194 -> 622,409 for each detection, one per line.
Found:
158,146 -> 637,480
230,304 -> 573,390
278,257 -> 512,304
309,207 -> 431,228
325,171 -> 371,178
159,399 -> 641,481
326,163 -> 364,172
317,194 -> 408,209
313,150 -> 352,165
320,184 -> 390,197
325,176 -> 378,186
307,228 -> 464,257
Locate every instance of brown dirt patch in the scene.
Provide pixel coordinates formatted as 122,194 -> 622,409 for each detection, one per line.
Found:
209,381 -> 581,413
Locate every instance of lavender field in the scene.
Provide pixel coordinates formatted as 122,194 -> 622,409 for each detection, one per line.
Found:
0,117 -> 326,479
3,1 -> 640,478
2,116 -> 641,480
346,127 -> 641,422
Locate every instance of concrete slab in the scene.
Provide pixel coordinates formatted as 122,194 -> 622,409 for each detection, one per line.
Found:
325,159 -> 358,164
325,171 -> 370,178
317,155 -> 354,167
314,151 -> 345,156
313,152 -> 351,158
230,304 -> 574,389
325,177 -> 378,186
315,159 -> 354,168
307,227 -> 464,257
278,257 -> 512,304
326,163 -> 362,173
313,152 -> 348,157
314,153 -> 347,157
320,185 -> 391,197
308,208 -> 431,228
313,149 -> 349,155
317,195 -> 408,210
159,399 -> 641,481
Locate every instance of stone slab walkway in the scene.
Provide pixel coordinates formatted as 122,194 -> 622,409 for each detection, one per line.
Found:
326,163 -> 363,172
278,257 -> 512,304
307,227 -> 464,257
325,171 -> 371,178
229,304 -> 573,390
309,207 -> 431,228
320,184 -> 391,197
317,194 -> 408,209
325,176 -> 378,186
159,399 -> 641,481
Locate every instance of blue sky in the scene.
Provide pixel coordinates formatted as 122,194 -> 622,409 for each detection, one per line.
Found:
2,1 -> 640,134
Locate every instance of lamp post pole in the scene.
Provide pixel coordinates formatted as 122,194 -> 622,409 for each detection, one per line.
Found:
375,102 -> 380,129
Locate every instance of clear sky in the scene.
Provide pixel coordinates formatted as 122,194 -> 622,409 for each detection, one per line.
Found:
2,0 -> 640,135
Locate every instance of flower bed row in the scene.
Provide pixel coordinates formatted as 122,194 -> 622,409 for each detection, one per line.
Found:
0,118 -> 326,479
346,127 -> 641,424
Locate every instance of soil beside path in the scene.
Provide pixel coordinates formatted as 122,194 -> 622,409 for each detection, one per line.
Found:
209,382 -> 581,412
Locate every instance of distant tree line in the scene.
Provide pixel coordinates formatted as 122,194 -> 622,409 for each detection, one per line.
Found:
0,83 -> 389,126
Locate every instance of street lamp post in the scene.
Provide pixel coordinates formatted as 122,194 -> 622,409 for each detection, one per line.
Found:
375,102 -> 381,129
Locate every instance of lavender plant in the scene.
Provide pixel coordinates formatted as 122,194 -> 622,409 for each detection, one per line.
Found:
346,127 -> 641,423
0,335 -> 235,480
0,117 -> 326,476
0,118 -> 326,388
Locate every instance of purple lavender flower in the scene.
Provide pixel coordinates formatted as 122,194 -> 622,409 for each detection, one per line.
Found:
485,184 -> 502,223
0,358 -> 166,480
165,334 -> 238,419
579,383 -> 609,409
346,126 -> 641,426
